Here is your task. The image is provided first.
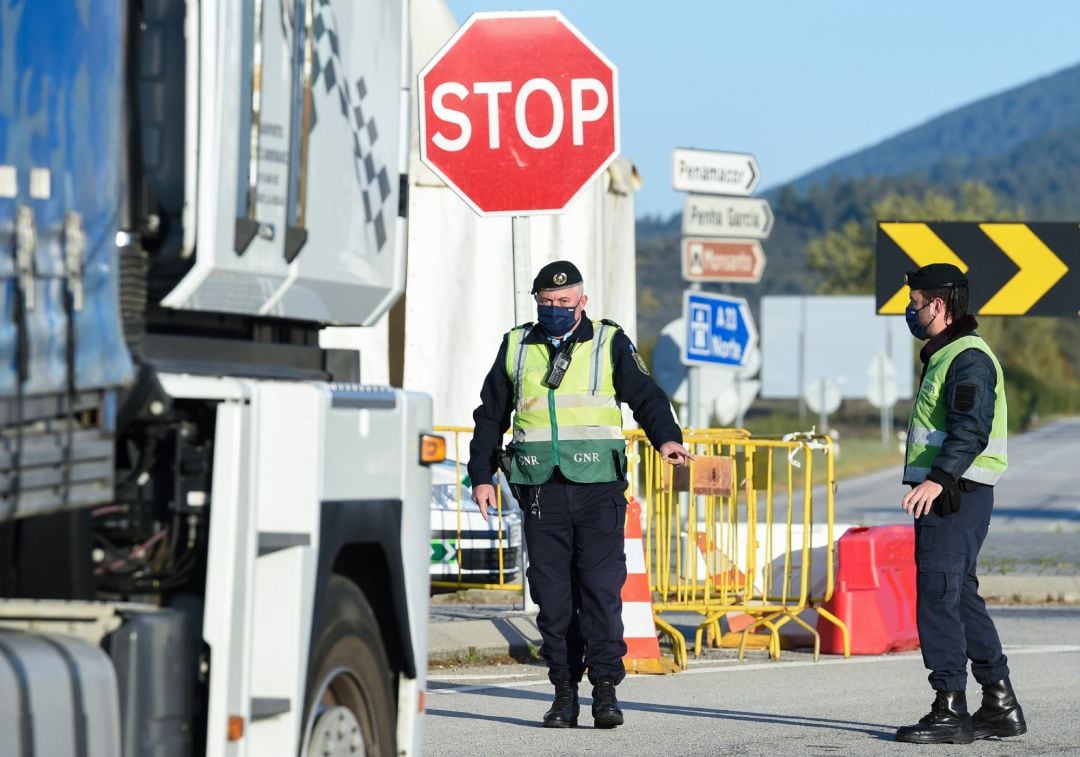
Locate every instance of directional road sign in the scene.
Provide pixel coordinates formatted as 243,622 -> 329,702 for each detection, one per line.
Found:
876,222 -> 1080,316
805,377 -> 842,416
418,11 -> 619,215
430,540 -> 458,565
653,318 -> 759,403
682,194 -> 773,239
682,238 -> 766,283
652,319 -> 690,402
672,148 -> 759,196
681,291 -> 758,368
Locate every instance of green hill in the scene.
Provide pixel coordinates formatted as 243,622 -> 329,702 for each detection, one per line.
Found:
636,62 -> 1080,342
786,63 -> 1080,195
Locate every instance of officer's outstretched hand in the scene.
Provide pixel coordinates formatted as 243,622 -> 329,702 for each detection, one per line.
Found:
472,483 -> 498,522
902,480 -> 943,519
659,441 -> 694,467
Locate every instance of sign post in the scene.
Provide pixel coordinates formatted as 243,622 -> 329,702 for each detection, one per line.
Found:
867,350 -> 899,447
511,217 -> 532,325
805,377 -> 842,434
418,11 -> 620,612
672,148 -> 770,427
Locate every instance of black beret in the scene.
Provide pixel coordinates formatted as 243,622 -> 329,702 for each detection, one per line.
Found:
531,260 -> 583,293
906,263 -> 968,291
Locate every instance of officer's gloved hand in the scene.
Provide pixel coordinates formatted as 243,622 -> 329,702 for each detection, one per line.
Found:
927,467 -> 962,515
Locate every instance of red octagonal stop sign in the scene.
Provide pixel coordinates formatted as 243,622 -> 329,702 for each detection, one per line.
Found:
418,11 -> 620,216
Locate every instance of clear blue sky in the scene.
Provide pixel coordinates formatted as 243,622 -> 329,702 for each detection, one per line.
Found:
441,0 -> 1080,219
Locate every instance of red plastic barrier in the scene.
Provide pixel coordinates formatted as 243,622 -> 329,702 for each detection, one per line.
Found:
817,524 -> 920,655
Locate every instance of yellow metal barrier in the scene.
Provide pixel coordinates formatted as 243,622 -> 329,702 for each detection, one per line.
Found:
626,429 -> 850,662
430,424 -> 850,662
431,426 -> 524,593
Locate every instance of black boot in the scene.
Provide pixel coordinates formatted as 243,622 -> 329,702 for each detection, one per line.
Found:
972,678 -> 1026,739
591,678 -> 624,729
542,680 -> 579,728
895,690 -> 974,744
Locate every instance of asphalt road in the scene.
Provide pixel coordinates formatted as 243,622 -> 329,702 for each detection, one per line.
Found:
823,417 -> 1080,574
424,606 -> 1080,756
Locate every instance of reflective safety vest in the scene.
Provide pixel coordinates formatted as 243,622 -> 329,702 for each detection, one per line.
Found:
504,321 -> 625,485
905,334 -> 1008,485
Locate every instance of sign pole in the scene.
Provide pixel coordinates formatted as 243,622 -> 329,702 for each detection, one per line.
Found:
819,381 -> 828,433
884,330 -> 894,447
797,297 -> 808,421
511,214 -> 538,613
418,11 -> 621,616
511,216 -> 532,325
687,282 -> 702,428
879,364 -> 889,447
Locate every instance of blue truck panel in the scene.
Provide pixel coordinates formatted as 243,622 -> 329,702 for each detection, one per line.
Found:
0,0 -> 133,399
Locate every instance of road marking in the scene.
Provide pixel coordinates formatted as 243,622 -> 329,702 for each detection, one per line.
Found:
426,644 -> 1080,696
664,643 -> 1080,678
429,678 -> 553,696
430,671 -> 544,682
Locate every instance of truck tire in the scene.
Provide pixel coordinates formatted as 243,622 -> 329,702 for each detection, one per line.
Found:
300,575 -> 396,757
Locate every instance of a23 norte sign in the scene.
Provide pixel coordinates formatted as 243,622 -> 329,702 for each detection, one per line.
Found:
876,222 -> 1080,316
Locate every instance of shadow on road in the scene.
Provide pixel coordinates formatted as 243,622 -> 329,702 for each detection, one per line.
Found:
427,708 -> 542,728
429,684 -> 897,740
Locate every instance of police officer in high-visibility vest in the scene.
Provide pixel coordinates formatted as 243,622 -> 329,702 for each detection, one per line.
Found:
895,263 -> 1026,744
469,261 -> 691,730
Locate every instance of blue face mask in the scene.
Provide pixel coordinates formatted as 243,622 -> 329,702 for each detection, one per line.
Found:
905,302 -> 932,340
536,304 -> 578,337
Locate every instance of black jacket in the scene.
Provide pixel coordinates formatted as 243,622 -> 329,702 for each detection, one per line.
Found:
467,314 -> 681,486
909,314 -> 1001,487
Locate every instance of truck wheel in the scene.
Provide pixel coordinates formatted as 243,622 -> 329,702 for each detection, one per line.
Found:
301,575 -> 396,757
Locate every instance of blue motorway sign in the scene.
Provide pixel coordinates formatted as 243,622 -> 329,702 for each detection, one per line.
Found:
681,291 -> 758,367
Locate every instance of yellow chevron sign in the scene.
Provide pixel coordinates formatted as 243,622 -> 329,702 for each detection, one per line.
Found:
876,222 -> 1078,317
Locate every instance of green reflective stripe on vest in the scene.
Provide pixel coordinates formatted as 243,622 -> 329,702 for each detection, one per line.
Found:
503,321 -> 625,485
905,334 -> 1008,485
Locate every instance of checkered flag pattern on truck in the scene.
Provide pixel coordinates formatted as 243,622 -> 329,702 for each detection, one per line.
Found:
310,0 -> 391,250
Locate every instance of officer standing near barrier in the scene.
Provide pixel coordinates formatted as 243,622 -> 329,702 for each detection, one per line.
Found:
468,260 -> 691,730
895,263 -> 1026,745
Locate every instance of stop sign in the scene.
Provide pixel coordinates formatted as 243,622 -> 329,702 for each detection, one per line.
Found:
418,11 -> 619,216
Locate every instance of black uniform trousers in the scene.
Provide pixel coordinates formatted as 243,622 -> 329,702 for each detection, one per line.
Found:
914,482 -> 1010,691
520,472 -> 627,686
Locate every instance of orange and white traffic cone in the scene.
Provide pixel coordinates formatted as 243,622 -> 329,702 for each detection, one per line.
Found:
621,497 -> 680,674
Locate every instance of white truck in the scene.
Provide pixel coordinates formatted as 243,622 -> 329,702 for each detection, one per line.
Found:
0,0 -> 431,755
